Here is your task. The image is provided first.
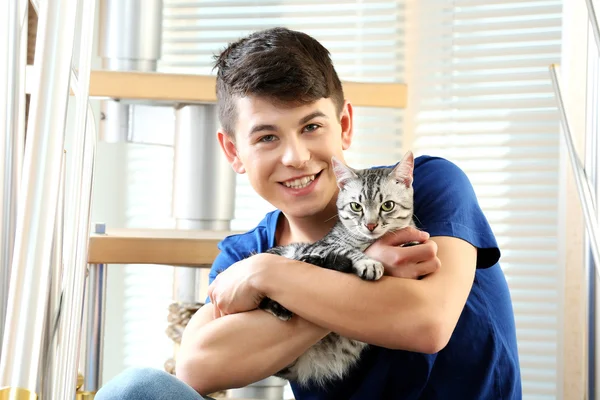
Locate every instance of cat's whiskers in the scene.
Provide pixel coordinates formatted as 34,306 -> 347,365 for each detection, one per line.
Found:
351,226 -> 365,239
412,213 -> 423,227
324,213 -> 339,223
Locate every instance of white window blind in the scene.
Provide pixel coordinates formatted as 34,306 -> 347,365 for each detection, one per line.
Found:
405,1 -> 562,398
158,0 -> 407,231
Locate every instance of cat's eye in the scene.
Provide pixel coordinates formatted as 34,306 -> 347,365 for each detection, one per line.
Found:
381,201 -> 395,212
349,202 -> 363,212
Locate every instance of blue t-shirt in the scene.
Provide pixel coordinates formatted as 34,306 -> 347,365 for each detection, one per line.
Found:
208,156 -> 522,400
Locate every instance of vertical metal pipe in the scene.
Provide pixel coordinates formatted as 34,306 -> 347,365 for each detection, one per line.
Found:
98,0 -> 163,143
587,56 -> 598,400
0,0 -> 79,393
49,0 -> 97,395
16,0 -> 27,186
39,150 -> 66,399
173,105 -> 235,232
82,262 -> 107,395
585,0 -> 600,54
172,105 -> 236,304
550,65 -> 600,269
98,0 -> 163,72
550,65 -> 600,400
587,24 -> 600,400
0,0 -> 26,362
52,105 -> 98,400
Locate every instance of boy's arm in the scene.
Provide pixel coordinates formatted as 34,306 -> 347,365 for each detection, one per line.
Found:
262,235 -> 476,353
176,303 -> 328,395
210,235 -> 476,354
176,229 -> 438,394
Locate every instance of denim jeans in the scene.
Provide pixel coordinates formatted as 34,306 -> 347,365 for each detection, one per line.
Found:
95,367 -> 213,400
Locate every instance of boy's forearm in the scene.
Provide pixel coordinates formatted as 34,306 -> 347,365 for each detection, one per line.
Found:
177,304 -> 328,395
248,236 -> 475,354
255,257 -> 446,353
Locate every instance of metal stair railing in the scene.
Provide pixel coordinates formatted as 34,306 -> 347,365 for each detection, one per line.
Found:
0,0 -> 98,399
549,64 -> 600,274
550,1 -> 600,398
587,0 -> 600,55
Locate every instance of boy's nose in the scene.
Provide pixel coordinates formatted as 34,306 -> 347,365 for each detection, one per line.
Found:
282,140 -> 310,168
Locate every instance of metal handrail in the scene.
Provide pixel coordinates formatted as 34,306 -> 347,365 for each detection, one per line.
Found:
0,0 -> 27,364
0,0 -> 80,393
586,0 -> 600,55
583,3 -> 600,399
0,0 -> 97,398
549,64 -> 600,277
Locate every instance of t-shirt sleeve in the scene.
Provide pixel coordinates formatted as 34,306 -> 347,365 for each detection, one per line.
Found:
413,157 -> 500,269
204,213 -> 276,304
205,236 -> 247,304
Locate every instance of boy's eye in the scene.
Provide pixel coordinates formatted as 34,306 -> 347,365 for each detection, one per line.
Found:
350,202 -> 363,212
258,135 -> 277,143
381,201 -> 395,212
303,124 -> 320,133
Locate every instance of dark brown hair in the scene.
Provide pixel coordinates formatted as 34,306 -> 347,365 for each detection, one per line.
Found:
213,27 -> 345,137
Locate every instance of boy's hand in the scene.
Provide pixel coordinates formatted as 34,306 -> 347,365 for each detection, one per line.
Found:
365,227 -> 440,279
207,253 -> 273,318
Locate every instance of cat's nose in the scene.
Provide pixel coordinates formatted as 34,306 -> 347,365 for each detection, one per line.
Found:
366,223 -> 378,232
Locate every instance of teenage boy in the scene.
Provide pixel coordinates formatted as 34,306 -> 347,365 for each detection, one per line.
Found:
96,27 -> 521,400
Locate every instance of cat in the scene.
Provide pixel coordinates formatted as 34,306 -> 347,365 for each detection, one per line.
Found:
260,150 -> 417,387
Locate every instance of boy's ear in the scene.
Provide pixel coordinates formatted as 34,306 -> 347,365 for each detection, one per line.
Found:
340,101 -> 354,150
217,130 -> 246,174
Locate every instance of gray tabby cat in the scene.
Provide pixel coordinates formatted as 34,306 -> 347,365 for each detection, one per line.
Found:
260,151 -> 417,387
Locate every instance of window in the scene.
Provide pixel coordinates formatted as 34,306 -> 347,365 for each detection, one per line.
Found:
405,1 -> 563,397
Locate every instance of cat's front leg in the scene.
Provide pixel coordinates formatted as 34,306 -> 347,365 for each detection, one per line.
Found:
347,250 -> 384,281
259,297 -> 293,321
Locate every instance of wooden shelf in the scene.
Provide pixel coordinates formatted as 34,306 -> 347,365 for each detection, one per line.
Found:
26,67 -> 407,109
89,70 -> 407,108
87,228 -> 240,267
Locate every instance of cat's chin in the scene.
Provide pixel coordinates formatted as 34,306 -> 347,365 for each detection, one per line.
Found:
358,231 -> 385,241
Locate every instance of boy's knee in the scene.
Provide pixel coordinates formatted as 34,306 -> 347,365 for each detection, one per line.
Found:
96,367 -> 198,400
121,366 -> 167,381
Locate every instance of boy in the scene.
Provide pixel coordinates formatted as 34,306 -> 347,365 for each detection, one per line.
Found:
96,27 -> 521,400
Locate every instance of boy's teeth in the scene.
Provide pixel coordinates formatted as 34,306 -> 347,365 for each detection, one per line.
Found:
283,175 -> 315,189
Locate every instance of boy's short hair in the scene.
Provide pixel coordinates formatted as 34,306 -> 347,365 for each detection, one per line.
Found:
213,27 -> 345,137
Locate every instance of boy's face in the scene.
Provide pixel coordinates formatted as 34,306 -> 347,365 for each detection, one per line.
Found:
218,96 -> 353,219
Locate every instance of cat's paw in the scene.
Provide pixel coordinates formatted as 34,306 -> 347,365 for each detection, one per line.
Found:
353,259 -> 384,281
259,298 -> 294,321
265,307 -> 293,321
298,254 -> 327,267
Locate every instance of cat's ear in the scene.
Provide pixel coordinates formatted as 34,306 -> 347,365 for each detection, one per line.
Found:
390,151 -> 414,188
331,156 -> 357,190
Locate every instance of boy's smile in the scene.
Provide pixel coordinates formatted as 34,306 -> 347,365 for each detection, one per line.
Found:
278,171 -> 322,196
218,95 -> 354,223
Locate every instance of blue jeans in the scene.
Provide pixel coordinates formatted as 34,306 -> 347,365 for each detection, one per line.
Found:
95,367 -> 212,400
